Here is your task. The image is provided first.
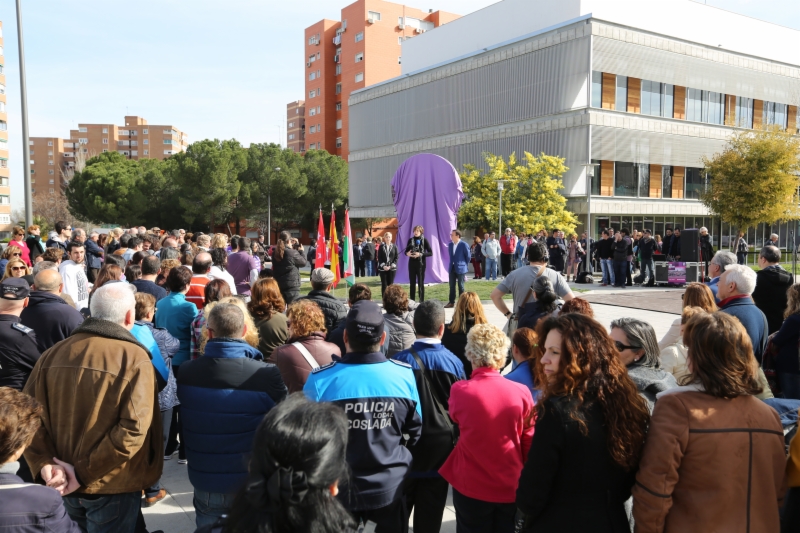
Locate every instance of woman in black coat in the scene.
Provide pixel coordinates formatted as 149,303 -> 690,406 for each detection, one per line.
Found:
516,314 -> 650,533
404,225 -> 433,302
271,232 -> 307,305
377,232 -> 398,296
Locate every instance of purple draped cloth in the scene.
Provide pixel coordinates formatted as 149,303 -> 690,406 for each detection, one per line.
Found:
391,154 -> 464,284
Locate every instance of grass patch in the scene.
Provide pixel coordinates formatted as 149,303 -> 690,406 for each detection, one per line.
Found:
298,276 -> 513,302
749,263 -> 800,274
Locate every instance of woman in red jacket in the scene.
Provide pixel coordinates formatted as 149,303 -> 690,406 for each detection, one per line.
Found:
439,323 -> 534,533
7,226 -> 31,267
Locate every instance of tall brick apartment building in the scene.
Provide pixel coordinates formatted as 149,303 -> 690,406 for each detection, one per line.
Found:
30,115 -> 187,198
289,0 -> 459,158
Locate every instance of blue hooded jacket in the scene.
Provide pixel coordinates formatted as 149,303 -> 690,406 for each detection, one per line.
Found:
177,338 -> 288,494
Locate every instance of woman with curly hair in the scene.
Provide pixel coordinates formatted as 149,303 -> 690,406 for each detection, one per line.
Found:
382,284 -> 415,357
558,297 -> 594,318
272,299 -> 340,393
441,291 -> 488,377
516,314 -> 650,533
439,323 -> 535,533
248,278 -> 289,363
633,312 -> 785,533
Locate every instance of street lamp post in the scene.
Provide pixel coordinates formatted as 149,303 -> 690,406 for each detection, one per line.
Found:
268,167 -> 280,246
497,181 -> 505,238
15,0 -> 32,227
580,163 -> 600,273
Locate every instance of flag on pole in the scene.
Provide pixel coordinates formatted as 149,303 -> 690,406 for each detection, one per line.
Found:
329,208 -> 341,287
315,208 -> 326,269
343,208 -> 355,287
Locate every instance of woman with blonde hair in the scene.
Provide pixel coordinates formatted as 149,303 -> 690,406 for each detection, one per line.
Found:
442,291 -> 488,377
199,297 -> 260,354
106,227 -> 123,255
157,258 -> 181,287
633,312 -> 785,533
0,245 -> 21,273
517,314 -> 650,532
210,233 -> 228,250
248,278 -> 289,362
658,282 -> 717,351
272,299 -> 340,393
660,306 -> 704,384
7,226 -> 31,267
1,258 -> 31,283
770,284 -> 800,399
440,324 -> 534,533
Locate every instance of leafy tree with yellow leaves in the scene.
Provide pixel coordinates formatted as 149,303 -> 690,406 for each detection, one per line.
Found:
702,127 -> 800,233
458,151 -> 578,235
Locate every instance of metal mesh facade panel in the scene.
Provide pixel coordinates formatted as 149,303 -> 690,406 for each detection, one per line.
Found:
349,127 -> 589,215
593,37 -> 799,104
590,125 -> 726,167
349,37 -> 590,152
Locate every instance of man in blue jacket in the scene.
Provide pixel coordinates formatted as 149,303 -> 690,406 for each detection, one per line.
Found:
305,300 -> 422,532
393,300 -> 465,533
717,264 -> 768,363
177,303 -> 287,529
445,229 -> 471,308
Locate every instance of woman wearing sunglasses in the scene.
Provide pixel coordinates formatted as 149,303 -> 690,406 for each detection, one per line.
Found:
0,246 -> 21,274
610,317 -> 677,412
7,226 -> 31,267
1,258 -> 33,286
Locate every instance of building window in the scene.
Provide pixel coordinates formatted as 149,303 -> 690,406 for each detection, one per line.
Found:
685,167 -> 706,199
615,76 -> 627,112
102,138 -> 108,144
289,134 -> 295,140
398,37 -> 403,45
48,160 -> 54,165
641,80 -> 673,118
144,150 -> 149,156
309,72 -> 316,81
49,179 -> 55,184
143,129 -> 148,134
309,108 -> 316,116
687,89 -> 724,125
336,102 -> 342,111
336,83 -> 342,94
764,101 -> 788,128
735,97 -> 754,128
78,138 -> 88,144
143,139 -> 148,145
164,139 -> 173,144
309,89 -> 316,98
336,119 -> 342,130
47,141 -> 53,146
289,121 -> 295,128
102,127 -> 108,133
310,125 -> 316,133
591,71 -> 602,108
368,11 -> 381,21
336,137 -> 343,148
336,64 -> 342,75
614,162 -> 637,197
355,52 -> 364,63
103,149 -> 108,152
355,32 -> 364,42
78,127 -> 87,133
131,140 -> 138,146
662,166 -> 673,199
398,57 -> 402,65
355,72 -> 364,83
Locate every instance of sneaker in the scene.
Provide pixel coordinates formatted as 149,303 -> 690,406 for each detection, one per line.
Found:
163,451 -> 177,461
177,458 -> 188,465
144,489 -> 167,507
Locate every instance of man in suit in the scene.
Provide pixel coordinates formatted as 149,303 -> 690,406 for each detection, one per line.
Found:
353,238 -> 366,277
404,225 -> 433,302
546,229 -> 566,273
378,232 -> 397,297
445,229 -> 470,308
363,237 -> 376,276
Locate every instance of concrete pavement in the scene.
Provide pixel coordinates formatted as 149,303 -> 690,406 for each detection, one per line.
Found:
142,285 -> 680,533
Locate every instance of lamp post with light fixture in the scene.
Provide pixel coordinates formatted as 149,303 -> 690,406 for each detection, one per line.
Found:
497,180 -> 505,238
581,162 -> 600,273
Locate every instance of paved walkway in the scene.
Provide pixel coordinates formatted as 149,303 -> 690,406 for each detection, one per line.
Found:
143,285 -> 680,533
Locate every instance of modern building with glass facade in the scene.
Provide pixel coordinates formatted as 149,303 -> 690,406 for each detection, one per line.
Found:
347,0 -> 800,250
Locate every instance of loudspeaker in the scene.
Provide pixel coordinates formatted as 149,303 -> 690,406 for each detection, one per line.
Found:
655,263 -> 670,283
680,229 -> 700,262
686,264 -> 701,284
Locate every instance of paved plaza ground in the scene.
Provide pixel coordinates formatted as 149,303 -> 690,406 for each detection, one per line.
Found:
142,283 -> 684,533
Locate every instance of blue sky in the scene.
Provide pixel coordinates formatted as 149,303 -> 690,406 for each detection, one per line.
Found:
1,0 -> 798,209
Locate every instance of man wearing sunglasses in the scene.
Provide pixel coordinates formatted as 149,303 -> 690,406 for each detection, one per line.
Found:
45,221 -> 72,262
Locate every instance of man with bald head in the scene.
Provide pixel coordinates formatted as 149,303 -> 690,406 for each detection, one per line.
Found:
186,252 -> 213,309
20,269 -> 84,352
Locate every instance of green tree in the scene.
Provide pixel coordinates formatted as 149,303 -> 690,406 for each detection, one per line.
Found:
459,152 -> 577,235
169,139 -> 247,230
65,151 -> 148,225
295,149 -> 349,232
238,143 -> 306,236
139,157 -> 186,230
702,127 -> 800,233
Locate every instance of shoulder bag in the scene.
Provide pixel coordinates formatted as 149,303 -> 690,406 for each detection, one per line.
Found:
504,265 -> 546,341
292,342 -> 319,370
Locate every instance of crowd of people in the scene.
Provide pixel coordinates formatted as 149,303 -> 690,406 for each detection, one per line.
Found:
1,222 -> 800,533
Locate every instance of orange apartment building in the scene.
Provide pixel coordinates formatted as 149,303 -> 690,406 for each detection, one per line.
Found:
287,100 -> 306,153
0,22 -> 11,238
293,0 -> 459,158
31,115 -> 187,197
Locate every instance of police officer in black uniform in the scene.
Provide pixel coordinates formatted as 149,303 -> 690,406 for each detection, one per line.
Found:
0,277 -> 41,482
0,277 -> 40,391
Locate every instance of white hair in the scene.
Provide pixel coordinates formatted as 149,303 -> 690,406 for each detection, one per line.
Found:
699,227 -> 708,233
465,323 -> 510,370
723,264 -> 757,295
90,282 -> 136,324
711,250 -> 737,269
771,233 -> 779,240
